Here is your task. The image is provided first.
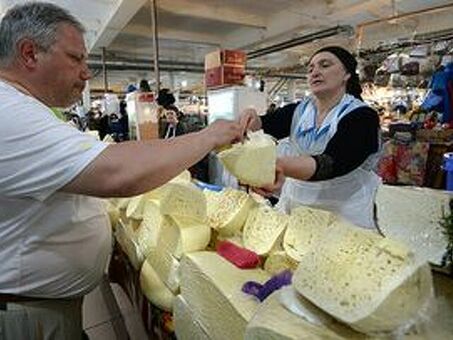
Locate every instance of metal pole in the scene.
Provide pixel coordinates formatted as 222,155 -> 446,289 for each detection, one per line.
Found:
150,0 -> 160,93
102,47 -> 108,92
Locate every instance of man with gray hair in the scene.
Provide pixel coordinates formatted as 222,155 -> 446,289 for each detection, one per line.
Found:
0,2 -> 242,339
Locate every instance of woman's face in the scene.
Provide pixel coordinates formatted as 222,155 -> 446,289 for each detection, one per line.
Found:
308,52 -> 350,97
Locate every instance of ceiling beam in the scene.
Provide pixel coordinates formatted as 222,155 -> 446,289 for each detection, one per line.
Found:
157,0 -> 266,29
90,0 -> 146,51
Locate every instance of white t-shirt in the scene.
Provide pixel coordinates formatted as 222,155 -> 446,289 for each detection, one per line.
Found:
0,80 -> 112,298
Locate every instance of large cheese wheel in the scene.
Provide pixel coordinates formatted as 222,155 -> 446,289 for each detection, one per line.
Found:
218,130 -> 276,187
140,259 -> 175,312
243,205 -> 289,256
283,206 -> 335,262
293,220 -> 434,334
173,295 -> 210,340
180,252 -> 269,340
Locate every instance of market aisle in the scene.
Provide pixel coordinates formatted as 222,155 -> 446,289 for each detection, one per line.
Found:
82,276 -> 148,340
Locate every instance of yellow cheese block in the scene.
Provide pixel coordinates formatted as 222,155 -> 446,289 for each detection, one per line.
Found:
159,182 -> 207,223
125,194 -> 147,219
283,206 -> 335,262
140,259 -> 176,312
293,220 -> 434,334
243,205 -> 289,256
147,248 -> 181,294
218,130 -> 276,187
173,295 -> 211,340
206,188 -> 257,237
158,216 -> 211,259
180,252 -> 270,340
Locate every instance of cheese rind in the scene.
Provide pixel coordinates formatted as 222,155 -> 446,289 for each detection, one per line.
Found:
243,205 -> 288,256
218,130 -> 276,187
173,295 -> 211,340
140,259 -> 175,312
180,252 -> 269,340
293,220 -> 434,334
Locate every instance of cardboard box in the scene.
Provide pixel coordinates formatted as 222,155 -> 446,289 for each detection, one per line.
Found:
204,49 -> 246,70
205,65 -> 245,89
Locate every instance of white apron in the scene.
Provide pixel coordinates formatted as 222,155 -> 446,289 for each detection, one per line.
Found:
276,94 -> 381,229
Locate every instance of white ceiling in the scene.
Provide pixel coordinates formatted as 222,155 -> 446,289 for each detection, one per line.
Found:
2,0 -> 453,94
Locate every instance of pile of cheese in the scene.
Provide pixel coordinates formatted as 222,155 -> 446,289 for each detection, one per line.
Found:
217,130 -> 276,187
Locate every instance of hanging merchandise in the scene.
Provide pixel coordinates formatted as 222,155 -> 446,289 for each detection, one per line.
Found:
421,62 -> 453,124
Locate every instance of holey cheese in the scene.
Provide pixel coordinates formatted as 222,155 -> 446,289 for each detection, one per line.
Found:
293,220 -> 434,334
159,182 -> 207,223
283,206 -> 336,262
218,130 -> 276,187
180,252 -> 270,340
205,188 -> 256,236
243,205 -> 289,256
140,259 -> 175,312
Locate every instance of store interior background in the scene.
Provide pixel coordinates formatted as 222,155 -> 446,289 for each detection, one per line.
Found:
1,0 -> 451,105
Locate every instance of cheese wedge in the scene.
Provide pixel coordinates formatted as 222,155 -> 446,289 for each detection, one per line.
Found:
243,205 -> 289,256
147,248 -> 181,294
293,219 -> 434,334
140,259 -> 176,312
126,194 -> 147,219
218,130 -> 276,187
180,252 -> 270,340
264,251 -> 298,276
245,289 -> 365,340
173,295 -> 211,340
158,216 -> 211,259
283,206 -> 336,262
135,200 -> 165,262
159,182 -> 207,222
206,188 -> 256,236
376,185 -> 450,265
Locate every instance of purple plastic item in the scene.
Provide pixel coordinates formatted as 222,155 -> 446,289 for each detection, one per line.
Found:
242,270 -> 293,302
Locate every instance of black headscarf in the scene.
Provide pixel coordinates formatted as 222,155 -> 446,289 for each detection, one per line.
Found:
311,46 -> 363,101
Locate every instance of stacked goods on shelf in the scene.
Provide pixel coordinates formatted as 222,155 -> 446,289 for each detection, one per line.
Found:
292,219 -> 433,334
177,252 -> 270,340
204,49 -> 246,89
218,130 -> 277,187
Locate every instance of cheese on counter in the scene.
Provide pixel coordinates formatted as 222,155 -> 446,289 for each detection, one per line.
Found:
264,251 -> 298,276
243,205 -> 289,256
147,248 -> 181,294
376,185 -> 450,265
158,216 -> 211,259
283,206 -> 335,262
105,200 -> 120,229
125,194 -> 147,219
180,251 -> 270,340
159,182 -> 207,222
245,290 -> 365,340
140,259 -> 176,312
293,219 -> 434,334
206,188 -> 257,237
218,130 -> 276,187
173,295 -> 211,340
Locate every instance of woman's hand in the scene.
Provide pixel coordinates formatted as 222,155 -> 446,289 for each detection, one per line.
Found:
239,108 -> 262,136
251,161 -> 285,197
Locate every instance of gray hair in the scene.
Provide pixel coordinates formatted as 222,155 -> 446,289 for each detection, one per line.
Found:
0,2 -> 85,67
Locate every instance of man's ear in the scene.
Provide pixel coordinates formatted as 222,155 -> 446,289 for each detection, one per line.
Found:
344,72 -> 351,83
17,39 -> 39,70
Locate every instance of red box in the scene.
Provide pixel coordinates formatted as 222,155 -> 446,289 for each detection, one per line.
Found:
204,49 -> 246,70
205,65 -> 245,88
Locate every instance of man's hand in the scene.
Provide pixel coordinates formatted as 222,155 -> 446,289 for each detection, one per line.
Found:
239,108 -> 262,137
251,162 -> 285,197
203,119 -> 243,149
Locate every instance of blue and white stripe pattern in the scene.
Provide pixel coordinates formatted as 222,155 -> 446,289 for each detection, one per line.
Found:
290,94 -> 367,155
